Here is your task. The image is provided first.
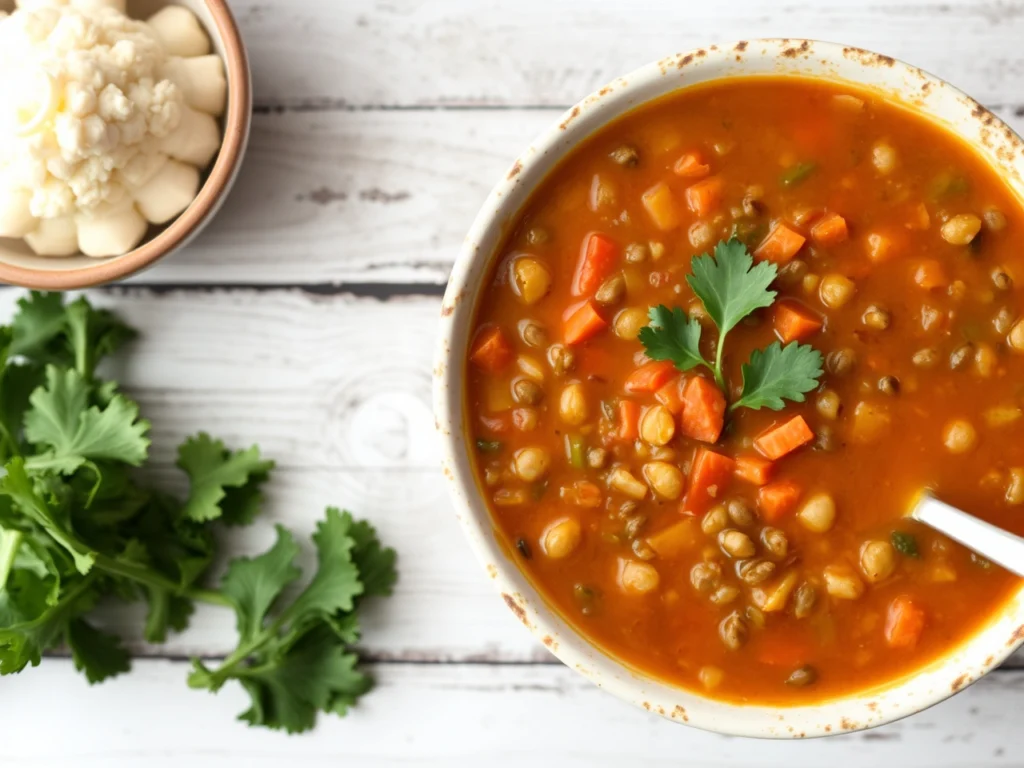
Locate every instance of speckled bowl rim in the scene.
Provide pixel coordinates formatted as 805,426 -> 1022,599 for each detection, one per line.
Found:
0,0 -> 252,290
434,39 -> 1024,739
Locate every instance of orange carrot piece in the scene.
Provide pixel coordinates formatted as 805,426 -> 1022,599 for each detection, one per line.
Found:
654,375 -> 685,414
645,519 -> 698,559
624,360 -> 677,394
865,229 -> 905,263
573,232 -> 618,296
685,176 -> 724,217
678,376 -> 726,444
753,416 -> 814,460
470,326 -> 514,373
914,259 -> 948,290
618,399 -> 640,441
885,595 -> 926,649
905,202 -> 930,231
673,151 -> 711,179
563,300 -> 607,345
642,182 -> 681,231
734,455 -> 774,486
754,222 -> 806,263
810,212 -> 849,247
681,447 -> 735,515
756,479 -> 802,522
755,632 -> 814,667
773,301 -> 823,344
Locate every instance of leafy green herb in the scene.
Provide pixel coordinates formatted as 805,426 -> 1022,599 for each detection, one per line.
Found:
780,161 -> 817,188
0,293 -> 397,733
476,439 -> 502,452
638,305 -> 712,378
891,531 -> 920,558
731,341 -> 824,412
640,239 -> 824,412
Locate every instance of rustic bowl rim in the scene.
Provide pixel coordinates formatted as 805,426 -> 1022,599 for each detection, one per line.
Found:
0,0 -> 252,289
434,38 -> 1024,738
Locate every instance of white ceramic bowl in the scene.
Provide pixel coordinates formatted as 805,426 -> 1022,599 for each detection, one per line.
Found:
434,39 -> 1024,738
0,0 -> 251,289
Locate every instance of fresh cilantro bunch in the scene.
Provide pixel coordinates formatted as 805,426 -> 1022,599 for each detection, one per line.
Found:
638,239 -> 823,411
0,292 -> 396,733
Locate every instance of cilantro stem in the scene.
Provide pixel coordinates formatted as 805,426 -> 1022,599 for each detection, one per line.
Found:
0,526 -> 23,588
91,553 -> 233,608
712,334 -> 727,392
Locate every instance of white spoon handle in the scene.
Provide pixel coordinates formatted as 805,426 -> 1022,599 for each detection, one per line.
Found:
911,493 -> 1024,578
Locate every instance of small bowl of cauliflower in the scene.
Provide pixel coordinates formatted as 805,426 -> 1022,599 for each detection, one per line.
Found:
0,0 -> 251,288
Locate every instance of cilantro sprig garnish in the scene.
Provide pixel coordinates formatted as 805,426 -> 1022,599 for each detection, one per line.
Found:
0,293 -> 397,733
639,238 -> 823,412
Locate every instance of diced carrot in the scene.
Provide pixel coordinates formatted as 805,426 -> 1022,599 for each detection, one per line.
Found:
790,206 -> 824,228
624,360 -> 677,394
905,202 -> 930,231
773,301 -> 823,343
810,212 -> 849,247
572,232 -> 618,296
685,176 -> 724,217
559,480 -> 603,508
673,151 -> 711,179
914,259 -> 948,290
678,376 -> 726,444
754,222 -> 806,264
681,447 -> 735,515
885,595 -> 926,649
642,182 -> 681,230
618,399 -> 640,441
470,326 -> 514,373
644,519 -> 698,559
654,375 -> 685,414
563,300 -> 607,345
756,479 -> 802,522
734,455 -> 774,486
864,229 -> 905,263
755,632 -> 813,667
753,416 -> 814,460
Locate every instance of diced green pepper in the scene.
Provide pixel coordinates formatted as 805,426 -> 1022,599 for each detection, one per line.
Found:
567,434 -> 586,469
780,161 -> 817,188
891,530 -> 920,558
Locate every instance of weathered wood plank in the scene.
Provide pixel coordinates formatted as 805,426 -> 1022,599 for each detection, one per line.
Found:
234,0 -> 1024,110
0,659 -> 1020,766
133,104 -> 1024,286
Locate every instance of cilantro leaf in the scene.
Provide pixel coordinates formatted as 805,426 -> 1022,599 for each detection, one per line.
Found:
143,589 -> 194,644
688,239 -> 778,336
236,630 -> 371,734
67,618 -> 131,684
637,305 -> 711,374
0,459 -> 95,574
9,292 -> 67,360
64,298 -> 137,380
0,571 -> 99,674
282,509 -> 363,626
24,366 -> 150,473
177,434 -> 275,523
348,518 -> 398,599
731,341 -> 824,411
220,526 -> 302,643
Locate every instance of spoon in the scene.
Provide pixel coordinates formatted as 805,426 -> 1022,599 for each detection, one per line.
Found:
911,492 -> 1024,578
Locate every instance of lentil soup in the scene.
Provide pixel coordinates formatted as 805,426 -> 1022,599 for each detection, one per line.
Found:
465,76 -> 1024,704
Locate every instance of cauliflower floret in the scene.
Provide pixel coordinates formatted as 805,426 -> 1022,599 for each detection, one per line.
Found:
0,0 -> 219,256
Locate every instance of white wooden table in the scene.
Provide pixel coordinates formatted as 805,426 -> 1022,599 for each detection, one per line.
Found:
3,2 -> 1024,765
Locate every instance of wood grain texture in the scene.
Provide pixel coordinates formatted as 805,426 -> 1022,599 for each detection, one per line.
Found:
0,659 -> 1020,767
233,0 -> 1024,110
132,104 -> 1024,286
